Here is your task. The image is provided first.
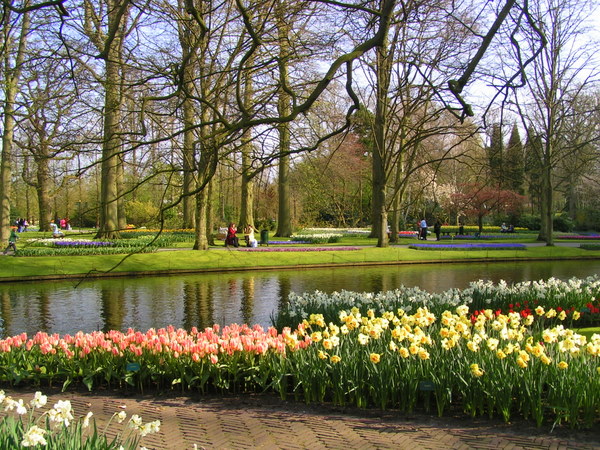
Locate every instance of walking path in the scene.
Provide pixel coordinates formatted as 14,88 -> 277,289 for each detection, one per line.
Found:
3,388 -> 599,449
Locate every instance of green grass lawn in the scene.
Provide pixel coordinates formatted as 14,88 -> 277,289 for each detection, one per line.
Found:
1,243 -> 598,280
575,327 -> 600,340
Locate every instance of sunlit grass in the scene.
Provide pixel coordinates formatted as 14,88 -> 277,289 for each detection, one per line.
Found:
1,244 -> 597,279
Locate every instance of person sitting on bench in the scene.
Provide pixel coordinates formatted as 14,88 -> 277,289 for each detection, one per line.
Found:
225,223 -> 239,247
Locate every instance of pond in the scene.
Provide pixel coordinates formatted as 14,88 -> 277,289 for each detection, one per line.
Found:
1,259 -> 600,338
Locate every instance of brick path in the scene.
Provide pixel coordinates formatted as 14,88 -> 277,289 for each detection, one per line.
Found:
3,389 -> 599,449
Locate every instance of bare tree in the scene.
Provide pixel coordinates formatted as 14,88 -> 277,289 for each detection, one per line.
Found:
512,0 -> 599,245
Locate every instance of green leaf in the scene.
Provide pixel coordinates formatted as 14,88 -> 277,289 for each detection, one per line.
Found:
83,376 -> 94,391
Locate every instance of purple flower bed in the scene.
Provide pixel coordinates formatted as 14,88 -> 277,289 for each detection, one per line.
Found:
54,241 -> 115,247
266,241 -> 311,245
440,234 -> 523,239
238,246 -> 361,252
409,243 -> 527,250
557,235 -> 600,240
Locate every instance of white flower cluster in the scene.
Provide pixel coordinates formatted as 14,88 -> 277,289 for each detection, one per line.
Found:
301,228 -> 370,234
283,275 -> 600,321
25,237 -> 94,246
0,390 -> 160,448
462,275 -> 600,306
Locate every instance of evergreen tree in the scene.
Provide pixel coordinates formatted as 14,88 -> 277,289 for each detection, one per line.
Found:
523,127 -> 543,213
504,125 -> 524,193
487,124 -> 504,187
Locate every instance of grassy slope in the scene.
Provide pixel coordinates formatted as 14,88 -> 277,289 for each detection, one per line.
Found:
1,244 -> 598,280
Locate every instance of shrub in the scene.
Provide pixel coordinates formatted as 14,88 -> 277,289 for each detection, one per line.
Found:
553,213 -> 575,232
517,214 -> 541,231
124,200 -> 160,228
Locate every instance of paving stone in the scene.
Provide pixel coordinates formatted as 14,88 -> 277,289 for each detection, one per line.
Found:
1,389 -> 598,450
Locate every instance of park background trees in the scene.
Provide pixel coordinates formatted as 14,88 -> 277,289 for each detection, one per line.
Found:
1,0 -> 598,248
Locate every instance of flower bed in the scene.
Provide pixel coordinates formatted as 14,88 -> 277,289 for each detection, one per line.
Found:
0,309 -> 597,428
558,235 -> 600,240
291,233 -> 343,244
275,276 -> 600,328
17,245 -> 157,257
409,243 -> 527,250
397,231 -> 418,237
54,240 -> 114,247
2,277 -> 599,430
440,234 -> 529,240
0,390 -> 159,448
266,241 -> 311,245
238,246 -> 361,252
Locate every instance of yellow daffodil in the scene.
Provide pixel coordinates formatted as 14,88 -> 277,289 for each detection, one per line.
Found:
486,338 -> 499,351
357,333 -> 369,345
467,341 -> 479,352
330,355 -> 341,364
456,305 -> 469,316
470,363 -> 484,377
557,361 -> 568,370
311,331 -> 322,342
369,353 -> 381,364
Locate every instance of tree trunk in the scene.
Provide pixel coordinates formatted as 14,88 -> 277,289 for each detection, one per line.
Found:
371,37 -> 391,247
36,155 -> 53,231
239,165 -> 254,230
117,153 -> 127,231
275,2 -> 292,237
206,180 -> 215,246
376,209 -> 389,247
96,54 -> 122,239
239,49 -> 256,231
1,91 -> 17,245
182,99 -> 196,229
193,187 -> 209,250
275,153 -> 291,236
537,163 -> 554,245
91,0 -> 131,239
0,11 -> 29,245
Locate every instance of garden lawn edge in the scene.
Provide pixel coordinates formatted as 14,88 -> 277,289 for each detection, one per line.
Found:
1,246 -> 600,282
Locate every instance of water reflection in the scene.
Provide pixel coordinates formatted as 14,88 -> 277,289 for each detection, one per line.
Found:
1,260 -> 599,337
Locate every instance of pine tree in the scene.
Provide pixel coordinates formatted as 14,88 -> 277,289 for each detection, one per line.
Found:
487,124 -> 504,187
504,125 -> 524,193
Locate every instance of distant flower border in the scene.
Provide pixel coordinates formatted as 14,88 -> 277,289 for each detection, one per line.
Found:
440,234 -> 526,240
558,235 -> 600,240
238,246 -> 361,252
409,243 -> 527,251
54,240 -> 114,247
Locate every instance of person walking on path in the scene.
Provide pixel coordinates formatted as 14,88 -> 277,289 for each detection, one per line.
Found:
3,228 -> 18,255
419,218 -> 428,240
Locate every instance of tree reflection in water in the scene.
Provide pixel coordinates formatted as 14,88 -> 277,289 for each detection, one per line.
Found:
1,260 -> 599,337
